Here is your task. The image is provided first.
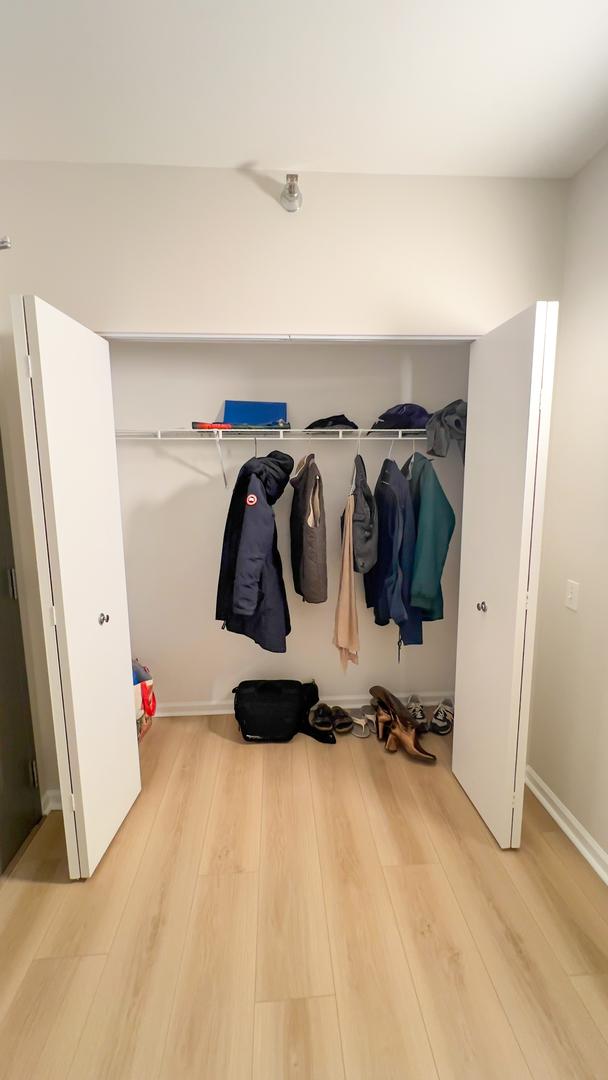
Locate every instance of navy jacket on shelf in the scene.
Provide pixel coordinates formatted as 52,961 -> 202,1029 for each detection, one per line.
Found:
216,451 -> 293,653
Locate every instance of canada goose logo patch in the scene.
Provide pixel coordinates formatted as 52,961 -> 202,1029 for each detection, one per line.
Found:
246,493 -> 258,506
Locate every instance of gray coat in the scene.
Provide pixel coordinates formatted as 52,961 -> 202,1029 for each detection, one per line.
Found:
290,454 -> 328,603
351,454 -> 378,573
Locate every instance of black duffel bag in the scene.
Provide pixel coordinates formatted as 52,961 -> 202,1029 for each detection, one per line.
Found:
232,679 -> 335,744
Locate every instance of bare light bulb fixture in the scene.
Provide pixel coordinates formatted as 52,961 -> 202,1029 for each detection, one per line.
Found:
280,174 -> 303,213
0,236 -> 11,250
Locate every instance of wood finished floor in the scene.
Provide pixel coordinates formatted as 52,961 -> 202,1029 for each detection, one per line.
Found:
1,715 -> 608,1078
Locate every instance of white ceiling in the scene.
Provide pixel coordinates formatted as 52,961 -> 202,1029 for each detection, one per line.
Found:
2,1 -> 608,178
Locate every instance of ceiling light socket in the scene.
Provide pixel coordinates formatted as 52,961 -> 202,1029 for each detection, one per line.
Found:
0,236 -> 12,250
280,174 -> 303,213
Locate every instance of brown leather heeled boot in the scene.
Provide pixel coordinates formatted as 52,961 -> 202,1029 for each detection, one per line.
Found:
385,718 -> 436,762
370,685 -> 436,764
371,700 -> 393,742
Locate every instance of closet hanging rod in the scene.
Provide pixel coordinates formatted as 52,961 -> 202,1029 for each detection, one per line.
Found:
115,427 -> 429,443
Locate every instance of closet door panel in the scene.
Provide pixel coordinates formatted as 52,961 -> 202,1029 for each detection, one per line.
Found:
453,301 -> 557,849
22,296 -> 141,877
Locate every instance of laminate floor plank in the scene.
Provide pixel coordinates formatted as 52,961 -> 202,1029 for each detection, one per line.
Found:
503,824 -> 608,976
542,825 -> 608,925
350,735 -> 437,867
385,863 -> 531,1079
38,720 -> 183,958
67,718 -> 221,1080
307,737 -> 438,1080
0,955 -> 105,1080
199,715 -> 263,875
16,812 -> 66,868
405,753 -> 608,1079
253,996 -> 345,1080
0,859 -> 68,1023
159,872 -> 258,1080
571,974 -> 608,1044
523,788 -> 556,835
256,740 -> 334,1002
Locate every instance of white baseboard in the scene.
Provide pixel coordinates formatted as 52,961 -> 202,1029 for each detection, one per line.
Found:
525,767 -> 608,888
41,788 -> 62,815
156,690 -> 453,718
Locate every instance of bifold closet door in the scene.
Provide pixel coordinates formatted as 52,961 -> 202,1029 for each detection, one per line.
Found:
453,301 -> 557,849
13,296 -> 141,878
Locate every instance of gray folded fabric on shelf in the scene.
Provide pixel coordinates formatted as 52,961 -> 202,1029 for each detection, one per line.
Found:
426,399 -> 467,460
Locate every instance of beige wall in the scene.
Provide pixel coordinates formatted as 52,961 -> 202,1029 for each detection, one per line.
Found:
528,143 -> 608,851
0,162 -> 566,337
0,160 -> 568,799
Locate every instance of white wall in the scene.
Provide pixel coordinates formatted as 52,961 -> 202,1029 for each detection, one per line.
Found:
112,341 -> 467,708
0,160 -> 567,797
528,142 -> 608,852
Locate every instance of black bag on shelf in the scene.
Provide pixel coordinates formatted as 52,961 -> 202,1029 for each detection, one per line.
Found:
232,679 -> 334,744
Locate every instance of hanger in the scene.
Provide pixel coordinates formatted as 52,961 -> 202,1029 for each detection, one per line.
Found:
349,430 -> 363,495
215,432 -> 228,488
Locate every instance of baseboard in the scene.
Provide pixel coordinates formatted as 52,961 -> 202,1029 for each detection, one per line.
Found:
156,690 -> 453,718
525,767 -> 608,888
41,788 -> 62,815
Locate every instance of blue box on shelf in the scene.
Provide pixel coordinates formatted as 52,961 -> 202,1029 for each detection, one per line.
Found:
223,400 -> 288,426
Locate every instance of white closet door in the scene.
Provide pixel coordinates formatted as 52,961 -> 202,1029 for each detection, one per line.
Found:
18,296 -> 141,878
453,301 -> 557,848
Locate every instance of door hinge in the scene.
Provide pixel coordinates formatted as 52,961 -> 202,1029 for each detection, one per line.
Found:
70,792 -> 76,813
7,567 -> 18,600
25,352 -> 32,380
50,604 -> 57,627
524,591 -> 529,610
30,759 -> 39,789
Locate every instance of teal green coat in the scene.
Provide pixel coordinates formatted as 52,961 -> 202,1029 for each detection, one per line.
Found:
407,453 -> 455,621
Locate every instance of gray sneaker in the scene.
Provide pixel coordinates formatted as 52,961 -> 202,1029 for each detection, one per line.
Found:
406,694 -> 426,725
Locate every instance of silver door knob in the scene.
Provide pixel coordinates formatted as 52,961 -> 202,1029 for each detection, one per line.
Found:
476,601 -> 488,612
98,613 -> 110,625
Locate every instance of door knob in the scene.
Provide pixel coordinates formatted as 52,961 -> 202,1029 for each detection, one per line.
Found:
476,601 -> 488,613
98,613 -> 110,625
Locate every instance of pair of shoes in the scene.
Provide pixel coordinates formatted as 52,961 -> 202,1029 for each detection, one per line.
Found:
429,698 -> 454,735
349,707 -> 378,739
310,703 -> 353,735
369,685 -> 436,763
369,694 -> 424,740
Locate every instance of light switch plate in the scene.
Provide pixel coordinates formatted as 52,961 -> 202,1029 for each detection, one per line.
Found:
565,579 -> 579,611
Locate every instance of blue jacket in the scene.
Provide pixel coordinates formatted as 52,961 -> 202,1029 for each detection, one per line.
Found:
216,452 -> 293,653
364,459 -> 423,646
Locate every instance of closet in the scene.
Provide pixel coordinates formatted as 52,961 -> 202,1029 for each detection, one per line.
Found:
9,295 -> 557,878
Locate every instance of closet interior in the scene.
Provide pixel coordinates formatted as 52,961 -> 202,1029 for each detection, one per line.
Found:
111,338 -> 468,714
12,295 -> 556,878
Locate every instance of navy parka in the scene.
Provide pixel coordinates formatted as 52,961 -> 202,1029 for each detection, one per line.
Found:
216,451 -> 293,653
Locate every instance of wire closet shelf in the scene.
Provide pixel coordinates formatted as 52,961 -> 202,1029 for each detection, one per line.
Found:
115,427 -> 429,443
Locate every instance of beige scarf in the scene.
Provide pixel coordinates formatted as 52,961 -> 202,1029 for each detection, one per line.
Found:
333,494 -> 359,669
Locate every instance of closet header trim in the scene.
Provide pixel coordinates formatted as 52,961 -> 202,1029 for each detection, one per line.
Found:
101,332 -> 478,344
